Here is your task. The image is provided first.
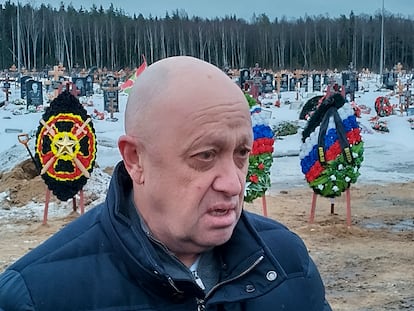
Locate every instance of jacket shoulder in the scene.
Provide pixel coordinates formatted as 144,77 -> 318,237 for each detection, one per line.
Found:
8,204 -> 105,273
0,270 -> 34,310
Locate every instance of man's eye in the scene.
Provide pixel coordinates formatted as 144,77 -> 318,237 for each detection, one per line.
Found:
238,148 -> 251,158
195,150 -> 216,161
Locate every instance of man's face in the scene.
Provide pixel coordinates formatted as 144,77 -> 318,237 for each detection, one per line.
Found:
138,96 -> 252,256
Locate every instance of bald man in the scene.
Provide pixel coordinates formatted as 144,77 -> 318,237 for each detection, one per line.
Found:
0,56 -> 331,311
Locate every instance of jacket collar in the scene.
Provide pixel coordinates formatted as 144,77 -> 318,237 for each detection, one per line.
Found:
102,162 -> 286,302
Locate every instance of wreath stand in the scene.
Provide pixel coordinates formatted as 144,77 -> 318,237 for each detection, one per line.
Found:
261,195 -> 268,217
43,189 -> 85,225
309,188 -> 352,227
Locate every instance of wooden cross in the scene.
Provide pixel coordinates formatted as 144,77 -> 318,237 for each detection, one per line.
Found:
79,68 -> 88,77
275,73 -> 282,94
2,75 -> 11,103
9,64 -> 17,72
48,65 -> 64,82
102,76 -> 120,120
49,65 -> 65,99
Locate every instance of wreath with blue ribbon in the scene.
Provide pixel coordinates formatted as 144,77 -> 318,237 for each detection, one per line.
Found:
244,94 -> 275,203
299,93 -> 364,197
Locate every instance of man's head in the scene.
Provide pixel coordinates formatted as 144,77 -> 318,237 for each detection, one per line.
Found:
118,56 -> 252,265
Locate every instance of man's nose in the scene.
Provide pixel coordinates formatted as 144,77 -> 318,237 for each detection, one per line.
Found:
212,160 -> 243,196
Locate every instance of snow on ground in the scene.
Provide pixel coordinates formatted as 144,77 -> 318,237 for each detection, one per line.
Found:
0,74 -> 413,220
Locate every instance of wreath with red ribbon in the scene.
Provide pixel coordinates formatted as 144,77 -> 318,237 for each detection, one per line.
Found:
244,93 -> 275,203
299,93 -> 364,198
35,91 -> 97,201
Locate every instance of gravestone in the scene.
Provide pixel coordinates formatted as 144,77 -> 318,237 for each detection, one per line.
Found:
313,73 -> 322,92
342,71 -> 358,101
85,75 -> 94,96
72,77 -> 87,97
289,77 -> 296,91
383,73 -> 397,90
262,73 -> 274,93
300,74 -> 309,92
20,75 -> 33,99
280,74 -> 289,92
323,74 -> 329,87
26,80 -> 43,108
239,68 -> 250,90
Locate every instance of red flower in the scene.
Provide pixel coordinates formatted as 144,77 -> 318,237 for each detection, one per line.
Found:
249,174 -> 259,183
258,163 -> 265,170
347,128 -> 362,145
251,138 -> 275,155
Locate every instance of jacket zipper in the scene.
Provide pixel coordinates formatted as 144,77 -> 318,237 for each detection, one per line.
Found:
196,254 -> 265,309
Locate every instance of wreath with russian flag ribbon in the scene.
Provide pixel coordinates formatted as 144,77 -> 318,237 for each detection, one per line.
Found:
299,93 -> 364,198
244,94 -> 275,203
35,91 -> 97,201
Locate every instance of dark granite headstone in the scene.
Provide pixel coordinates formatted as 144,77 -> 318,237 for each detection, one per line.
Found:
262,73 -> 274,93
280,74 -> 289,92
26,80 -> 43,107
72,77 -> 87,97
313,74 -> 322,92
20,75 -> 33,99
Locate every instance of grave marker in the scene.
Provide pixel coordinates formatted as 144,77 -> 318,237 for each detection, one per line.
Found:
342,71 -> 358,101
102,75 -> 120,121
72,77 -> 87,97
85,75 -> 94,97
26,80 -> 43,108
383,72 -> 396,90
48,65 -> 65,98
262,73 -> 274,93
239,68 -> 250,91
280,74 -> 289,92
2,76 -> 11,103
313,73 -> 322,92
20,75 -> 33,99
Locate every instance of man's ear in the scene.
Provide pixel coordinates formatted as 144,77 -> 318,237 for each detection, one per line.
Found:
118,135 -> 145,185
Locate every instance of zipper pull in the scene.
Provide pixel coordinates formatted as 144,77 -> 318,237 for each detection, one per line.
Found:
192,270 -> 206,291
196,297 -> 206,311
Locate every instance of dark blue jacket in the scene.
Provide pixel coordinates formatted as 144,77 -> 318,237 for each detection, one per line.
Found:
0,162 -> 331,310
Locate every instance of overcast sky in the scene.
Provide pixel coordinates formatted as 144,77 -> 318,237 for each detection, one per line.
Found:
12,0 -> 414,20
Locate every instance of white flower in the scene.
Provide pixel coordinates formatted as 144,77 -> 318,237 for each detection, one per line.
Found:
244,182 -> 251,196
318,184 -> 324,190
345,176 -> 351,182
332,186 -> 339,192
338,164 -> 344,170
330,175 -> 337,181
352,152 -> 358,158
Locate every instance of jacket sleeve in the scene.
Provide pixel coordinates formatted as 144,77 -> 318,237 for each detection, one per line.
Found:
0,270 -> 35,311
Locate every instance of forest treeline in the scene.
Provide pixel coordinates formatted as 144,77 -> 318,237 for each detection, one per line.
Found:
0,1 -> 413,73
